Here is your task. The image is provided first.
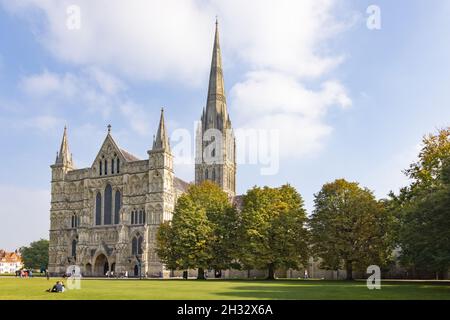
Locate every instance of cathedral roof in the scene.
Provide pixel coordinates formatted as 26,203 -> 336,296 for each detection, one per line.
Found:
174,177 -> 190,193
119,149 -> 140,162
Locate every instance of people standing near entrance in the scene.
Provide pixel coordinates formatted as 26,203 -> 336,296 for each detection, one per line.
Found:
304,269 -> 309,280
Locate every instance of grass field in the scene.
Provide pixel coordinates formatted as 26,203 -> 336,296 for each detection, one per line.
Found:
0,278 -> 449,300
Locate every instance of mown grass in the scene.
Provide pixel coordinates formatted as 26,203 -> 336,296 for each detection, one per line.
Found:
0,277 -> 448,300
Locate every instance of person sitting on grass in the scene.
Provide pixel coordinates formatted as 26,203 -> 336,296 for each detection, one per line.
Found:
47,281 -> 65,293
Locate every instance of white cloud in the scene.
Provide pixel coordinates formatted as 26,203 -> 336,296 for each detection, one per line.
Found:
0,185 -> 50,251
215,0 -> 348,78
231,71 -> 351,158
119,101 -> 153,136
19,68 -> 126,117
2,0 -> 351,81
20,70 -> 77,97
20,115 -> 65,132
5,0 -> 355,159
2,0 -> 215,85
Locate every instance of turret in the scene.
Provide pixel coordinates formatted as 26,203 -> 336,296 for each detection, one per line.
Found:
51,126 -> 75,181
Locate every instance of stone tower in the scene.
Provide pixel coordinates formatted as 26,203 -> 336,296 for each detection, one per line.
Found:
49,126 -> 75,274
195,20 -> 236,197
147,108 -> 175,276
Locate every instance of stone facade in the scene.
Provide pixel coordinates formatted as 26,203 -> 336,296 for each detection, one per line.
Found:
48,111 -> 188,277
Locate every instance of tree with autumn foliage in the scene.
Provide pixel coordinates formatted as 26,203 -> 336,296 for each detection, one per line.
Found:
389,127 -> 450,278
237,185 -> 309,280
156,181 -> 239,279
309,179 -> 393,280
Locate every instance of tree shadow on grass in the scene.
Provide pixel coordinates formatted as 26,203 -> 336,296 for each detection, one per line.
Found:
212,281 -> 450,300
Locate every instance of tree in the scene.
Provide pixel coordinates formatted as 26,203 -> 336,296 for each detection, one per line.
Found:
397,158 -> 450,278
187,181 -> 240,271
237,185 -> 309,280
156,195 -> 213,279
396,127 -> 450,202
309,179 -> 392,280
20,239 -> 49,270
156,181 -> 238,279
388,127 -> 450,278
406,128 -> 450,189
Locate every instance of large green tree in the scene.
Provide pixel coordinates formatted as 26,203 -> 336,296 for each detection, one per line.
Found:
237,185 -> 309,280
20,239 -> 49,270
389,127 -> 450,278
309,179 -> 392,280
156,181 -> 238,279
187,181 -> 240,271
156,195 -> 213,279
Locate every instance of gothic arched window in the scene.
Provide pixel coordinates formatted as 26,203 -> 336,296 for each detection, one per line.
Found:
99,161 -> 102,176
71,239 -> 77,257
138,236 -> 143,255
104,159 -> 108,175
132,237 -> 138,255
71,213 -> 79,228
112,159 -> 115,174
114,190 -> 121,224
117,158 -> 120,173
95,193 -> 102,225
104,184 -> 112,225
138,210 -> 143,224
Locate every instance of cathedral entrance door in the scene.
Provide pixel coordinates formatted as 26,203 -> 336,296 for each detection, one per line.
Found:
94,254 -> 109,277
85,263 -> 92,277
134,265 -> 139,277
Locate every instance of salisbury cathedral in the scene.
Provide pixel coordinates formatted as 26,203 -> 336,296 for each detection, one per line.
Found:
48,21 -> 237,277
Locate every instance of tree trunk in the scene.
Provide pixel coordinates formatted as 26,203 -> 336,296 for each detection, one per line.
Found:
267,264 -> 275,280
197,268 -> 205,280
345,261 -> 353,281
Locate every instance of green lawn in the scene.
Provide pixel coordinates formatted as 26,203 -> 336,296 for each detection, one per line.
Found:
0,278 -> 449,300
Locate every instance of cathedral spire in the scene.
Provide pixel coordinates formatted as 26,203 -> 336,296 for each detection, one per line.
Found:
153,108 -> 170,151
55,126 -> 73,167
204,18 -> 229,131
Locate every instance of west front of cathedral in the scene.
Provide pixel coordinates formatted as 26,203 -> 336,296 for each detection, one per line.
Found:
48,21 -> 237,277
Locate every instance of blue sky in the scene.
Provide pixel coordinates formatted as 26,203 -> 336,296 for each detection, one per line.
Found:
0,0 -> 449,251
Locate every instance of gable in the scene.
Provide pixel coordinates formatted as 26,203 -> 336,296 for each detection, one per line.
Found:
91,134 -> 140,169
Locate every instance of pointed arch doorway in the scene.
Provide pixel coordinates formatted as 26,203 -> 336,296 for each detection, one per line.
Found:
94,254 -> 109,277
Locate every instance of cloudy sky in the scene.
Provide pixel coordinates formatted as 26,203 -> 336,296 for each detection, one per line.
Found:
1,0 -> 449,251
